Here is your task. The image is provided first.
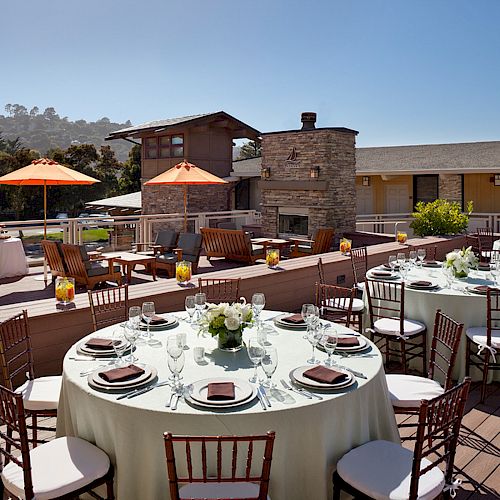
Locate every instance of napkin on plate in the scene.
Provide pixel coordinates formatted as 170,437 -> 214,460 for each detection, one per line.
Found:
141,314 -> 167,325
383,263 -> 399,270
410,280 -> 432,287
336,337 -> 360,347
478,264 -> 491,271
372,270 -> 392,277
85,338 -> 116,349
99,364 -> 145,383
281,314 -> 305,324
303,366 -> 348,384
423,260 -> 438,265
207,382 -> 235,400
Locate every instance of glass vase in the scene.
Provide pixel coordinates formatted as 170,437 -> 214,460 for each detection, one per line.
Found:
217,328 -> 243,352
55,277 -> 75,304
176,260 -> 192,285
266,248 -> 280,269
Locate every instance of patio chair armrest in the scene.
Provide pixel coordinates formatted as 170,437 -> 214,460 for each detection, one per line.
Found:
173,248 -> 183,260
133,241 -> 154,251
289,237 -> 314,245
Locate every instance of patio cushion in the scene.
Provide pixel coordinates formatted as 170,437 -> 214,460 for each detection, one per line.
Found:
374,317 -> 426,337
1,436 -> 110,500
178,233 -> 202,254
465,326 -> 500,348
156,254 -> 177,264
87,263 -> 120,277
325,298 -> 364,312
386,374 -> 444,408
15,376 -> 61,411
337,439 -> 444,500
155,230 -> 178,249
297,244 -> 312,254
179,481 -> 268,500
251,244 -> 264,256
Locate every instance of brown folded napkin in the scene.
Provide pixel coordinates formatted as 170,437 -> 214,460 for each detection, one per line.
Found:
478,264 -> 491,270
372,270 -> 391,277
383,263 -> 399,270
207,382 -> 235,401
410,281 -> 432,287
303,366 -> 348,384
336,337 -> 360,347
99,364 -> 145,383
141,314 -> 167,325
282,314 -> 305,324
424,260 -> 438,265
85,338 -> 115,350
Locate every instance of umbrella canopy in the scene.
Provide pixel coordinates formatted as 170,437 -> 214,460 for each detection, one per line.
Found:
144,160 -> 228,230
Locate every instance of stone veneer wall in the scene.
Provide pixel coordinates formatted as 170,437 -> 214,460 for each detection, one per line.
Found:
439,174 -> 463,205
260,129 -> 357,237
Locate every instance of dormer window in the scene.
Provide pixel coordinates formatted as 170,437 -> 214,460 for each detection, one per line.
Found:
144,134 -> 184,159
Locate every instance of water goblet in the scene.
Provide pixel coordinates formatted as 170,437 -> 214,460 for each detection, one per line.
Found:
261,346 -> 278,388
417,248 -> 426,267
168,350 -> 185,388
301,303 -> 317,339
185,296 -> 196,324
122,322 -> 139,363
247,337 -> 265,383
322,327 -> 337,366
397,252 -> 406,268
409,250 -> 417,268
129,306 -> 141,327
141,301 -> 155,344
388,255 -> 397,271
167,336 -> 183,360
112,328 -> 128,366
251,293 -> 266,330
306,325 -> 322,364
194,293 -> 206,323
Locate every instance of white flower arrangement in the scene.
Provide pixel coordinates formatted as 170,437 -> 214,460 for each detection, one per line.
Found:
200,301 -> 253,338
444,246 -> 478,278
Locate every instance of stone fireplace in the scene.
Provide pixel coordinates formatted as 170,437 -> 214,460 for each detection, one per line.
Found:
259,113 -> 358,238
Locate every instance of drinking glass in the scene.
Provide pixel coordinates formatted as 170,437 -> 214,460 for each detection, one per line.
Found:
112,328 -> 128,366
397,252 -> 406,267
409,250 -> 417,268
388,255 -> 397,271
322,327 -> 338,366
442,266 -> 453,288
141,302 -> 155,343
400,261 -> 410,281
129,306 -> 141,327
167,336 -> 183,360
194,293 -> 206,323
301,303 -> 317,339
252,293 -> 266,330
306,325 -> 322,364
261,346 -> 278,388
177,332 -> 188,350
247,337 -> 265,383
417,248 -> 426,267
122,322 -> 139,363
185,296 -> 196,324
168,350 -> 185,387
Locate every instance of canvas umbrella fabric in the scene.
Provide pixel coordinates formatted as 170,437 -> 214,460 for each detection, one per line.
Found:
144,159 -> 228,231
0,158 -> 100,280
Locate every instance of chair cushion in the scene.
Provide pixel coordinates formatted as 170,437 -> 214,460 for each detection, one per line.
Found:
325,298 -> 364,313
386,374 -> 444,408
252,244 -> 264,256
297,244 -> 312,254
87,263 -> 120,277
374,317 -> 426,337
155,230 -> 178,249
465,326 -> 500,348
15,376 -> 61,411
337,440 -> 445,500
1,436 -> 110,500
178,233 -> 202,255
179,481 -> 268,500
156,253 -> 177,264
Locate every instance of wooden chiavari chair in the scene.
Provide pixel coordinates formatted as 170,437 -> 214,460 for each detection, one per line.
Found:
465,234 -> 480,257
315,283 -> 363,331
88,284 -> 129,331
164,431 -> 275,500
0,384 -> 114,499
317,257 -> 326,285
198,278 -> 241,303
465,287 -> 500,402
333,378 -> 471,500
365,279 -> 427,374
477,227 -> 494,262
0,311 -> 61,446
350,246 -> 368,291
387,310 -> 463,425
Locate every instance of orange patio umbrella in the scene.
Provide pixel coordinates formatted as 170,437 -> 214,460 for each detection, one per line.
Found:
144,159 -> 228,231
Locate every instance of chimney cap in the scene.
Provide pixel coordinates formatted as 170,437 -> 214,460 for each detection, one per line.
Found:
301,112 -> 317,130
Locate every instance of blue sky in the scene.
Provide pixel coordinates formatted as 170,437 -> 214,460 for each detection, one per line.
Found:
1,0 -> 500,147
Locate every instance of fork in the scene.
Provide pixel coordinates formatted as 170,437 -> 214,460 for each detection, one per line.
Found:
280,379 -> 312,399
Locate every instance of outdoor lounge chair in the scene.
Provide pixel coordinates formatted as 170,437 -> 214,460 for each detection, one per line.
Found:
200,227 -> 265,264
156,232 -> 203,277
135,229 -> 179,255
289,228 -> 335,258
41,240 -> 66,280
60,243 -> 122,290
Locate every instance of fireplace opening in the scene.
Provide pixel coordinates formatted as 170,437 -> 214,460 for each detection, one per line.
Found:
278,208 -> 309,237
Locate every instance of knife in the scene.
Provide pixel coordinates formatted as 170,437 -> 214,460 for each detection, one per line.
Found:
280,379 -> 312,399
171,392 -> 180,410
259,386 -> 271,407
117,380 -> 170,400
256,389 -> 267,410
342,367 -> 367,379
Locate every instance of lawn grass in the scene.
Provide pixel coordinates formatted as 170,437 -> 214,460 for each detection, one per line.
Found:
23,228 -> 111,244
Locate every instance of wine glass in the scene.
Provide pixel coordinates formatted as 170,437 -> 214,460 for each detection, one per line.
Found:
400,261 -> 410,281
247,337 -> 265,383
301,303 -> 317,339
261,346 -> 278,388
306,325 -> 322,364
409,250 -> 417,268
185,296 -> 196,324
112,328 -> 128,366
167,336 -> 183,360
194,293 -> 206,323
442,266 -> 453,288
322,326 -> 337,366
167,350 -> 185,388
129,306 -> 141,327
142,302 -> 155,344
397,252 -> 406,268
122,322 -> 139,363
417,248 -> 426,267
251,293 -> 266,330
388,255 -> 397,271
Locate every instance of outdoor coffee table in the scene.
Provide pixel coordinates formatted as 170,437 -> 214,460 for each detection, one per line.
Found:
251,237 -> 290,251
105,251 -> 157,283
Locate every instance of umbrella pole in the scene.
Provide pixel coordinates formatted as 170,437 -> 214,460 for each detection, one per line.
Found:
184,184 -> 187,232
43,181 -> 48,284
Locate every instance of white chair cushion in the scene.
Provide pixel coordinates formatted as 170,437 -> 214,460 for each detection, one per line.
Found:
465,326 -> 500,348
374,318 -> 426,337
15,375 -> 61,411
386,374 -> 445,408
325,298 -> 364,313
180,481 -> 269,499
1,436 -> 110,500
356,281 -> 365,291
337,440 -> 445,500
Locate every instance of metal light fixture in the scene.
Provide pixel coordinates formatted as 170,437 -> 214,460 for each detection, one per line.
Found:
495,174 -> 500,186
261,166 -> 271,179
310,166 -> 320,179
362,176 -> 370,186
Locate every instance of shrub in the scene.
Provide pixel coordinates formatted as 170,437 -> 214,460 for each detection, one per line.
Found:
410,199 -> 473,237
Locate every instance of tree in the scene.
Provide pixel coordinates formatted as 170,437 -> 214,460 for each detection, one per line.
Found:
0,132 -> 24,155
237,139 -> 261,159
29,106 -> 39,117
118,144 -> 141,194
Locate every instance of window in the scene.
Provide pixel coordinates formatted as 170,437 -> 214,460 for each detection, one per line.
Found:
413,175 -> 438,207
143,134 -> 184,159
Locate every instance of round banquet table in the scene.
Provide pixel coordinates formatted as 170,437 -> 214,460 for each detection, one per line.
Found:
0,237 -> 28,279
364,264 -> 500,383
57,311 -> 399,500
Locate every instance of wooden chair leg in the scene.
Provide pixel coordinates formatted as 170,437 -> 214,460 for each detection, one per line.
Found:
421,331 -> 427,376
32,413 -> 38,448
106,477 -> 115,500
465,338 -> 471,377
400,339 -> 408,374
332,471 -> 342,500
480,351 -> 490,404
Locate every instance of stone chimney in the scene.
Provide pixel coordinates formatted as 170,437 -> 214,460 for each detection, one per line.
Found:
301,112 -> 317,130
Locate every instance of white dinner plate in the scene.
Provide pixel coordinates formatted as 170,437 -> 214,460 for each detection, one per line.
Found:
422,261 -> 442,268
290,365 -> 355,390
77,338 -> 130,357
139,315 -> 178,331
367,271 -> 399,280
90,365 -> 155,388
406,281 -> 440,291
189,377 -> 254,406
273,313 -> 307,329
185,386 -> 258,410
318,335 -> 368,352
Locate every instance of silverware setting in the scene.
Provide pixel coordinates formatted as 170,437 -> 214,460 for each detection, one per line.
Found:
70,357 -> 115,362
116,380 -> 170,400
280,379 -> 313,399
258,386 -> 271,407
340,366 -> 367,379
165,391 -> 176,408
171,391 -> 181,410
79,364 -> 111,377
338,352 -> 376,358
256,388 -> 267,409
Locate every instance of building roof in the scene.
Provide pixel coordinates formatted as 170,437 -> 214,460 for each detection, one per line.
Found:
356,141 -> 500,175
86,191 -> 142,210
105,111 -> 260,141
261,126 -> 358,136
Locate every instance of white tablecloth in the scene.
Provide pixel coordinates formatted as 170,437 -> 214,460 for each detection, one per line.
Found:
0,237 -> 28,279
365,265 -> 499,382
57,311 -> 399,500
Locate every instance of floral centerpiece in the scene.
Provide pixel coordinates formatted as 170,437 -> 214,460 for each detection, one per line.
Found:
55,276 -> 75,304
339,237 -> 352,255
444,246 -> 478,279
200,301 -> 253,351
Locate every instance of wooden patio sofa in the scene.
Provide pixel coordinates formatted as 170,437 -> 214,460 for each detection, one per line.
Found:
290,228 -> 335,258
200,228 -> 265,264
41,240 -> 66,280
